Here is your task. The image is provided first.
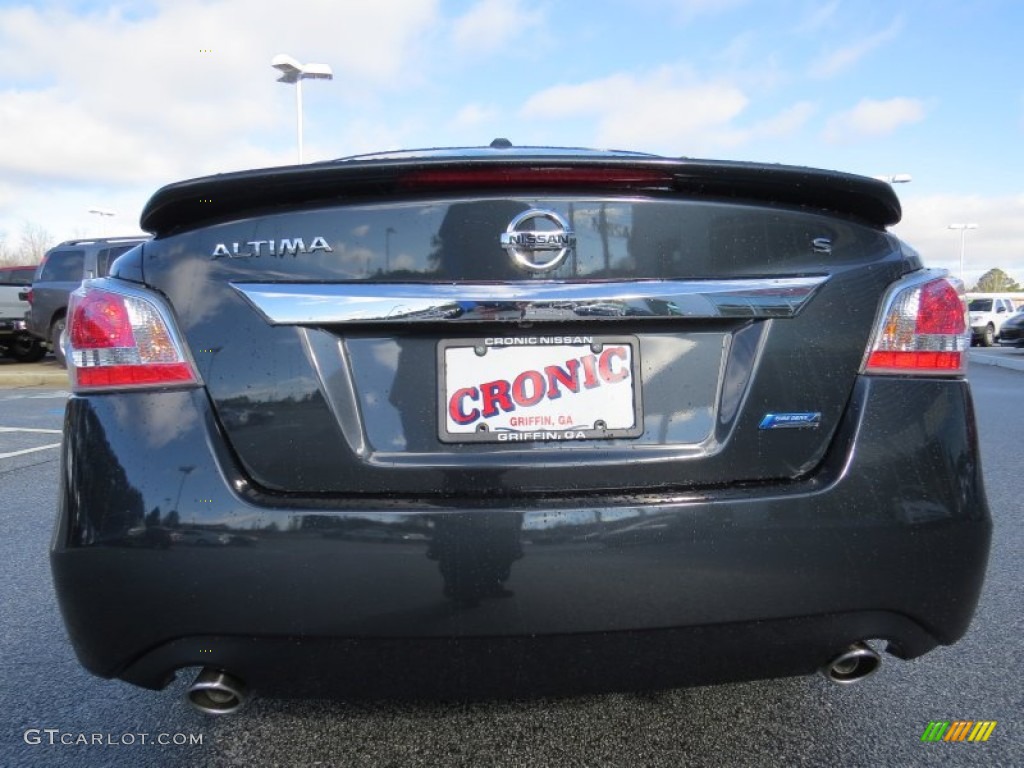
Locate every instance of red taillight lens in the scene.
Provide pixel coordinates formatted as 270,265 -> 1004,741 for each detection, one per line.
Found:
864,274 -> 967,376
915,279 -> 966,335
24,288 -> 34,305
70,290 -> 135,348
67,282 -> 199,391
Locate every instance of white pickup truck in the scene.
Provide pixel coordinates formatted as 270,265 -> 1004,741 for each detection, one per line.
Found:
0,265 -> 46,362
967,296 -> 1017,347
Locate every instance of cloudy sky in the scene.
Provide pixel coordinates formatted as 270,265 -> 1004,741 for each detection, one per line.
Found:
1,0 -> 1021,285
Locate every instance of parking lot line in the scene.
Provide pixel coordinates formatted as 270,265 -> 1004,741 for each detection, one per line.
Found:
0,444 -> 61,459
0,427 -> 64,459
0,391 -> 70,400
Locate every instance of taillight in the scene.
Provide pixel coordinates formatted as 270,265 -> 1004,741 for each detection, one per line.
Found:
24,288 -> 34,305
67,280 -> 200,391
863,272 -> 968,376
399,166 -> 674,191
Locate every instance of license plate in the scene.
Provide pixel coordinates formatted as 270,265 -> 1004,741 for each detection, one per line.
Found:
438,336 -> 642,443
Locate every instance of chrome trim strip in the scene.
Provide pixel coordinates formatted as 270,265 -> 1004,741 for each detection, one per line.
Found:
231,277 -> 829,325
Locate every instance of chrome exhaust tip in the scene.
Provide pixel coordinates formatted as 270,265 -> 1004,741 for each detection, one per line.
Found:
821,642 -> 881,684
186,668 -> 248,715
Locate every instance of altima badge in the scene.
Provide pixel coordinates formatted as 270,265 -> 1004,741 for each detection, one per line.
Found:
211,236 -> 333,259
500,209 -> 576,272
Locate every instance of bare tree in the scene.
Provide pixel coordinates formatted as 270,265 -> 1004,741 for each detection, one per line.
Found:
17,221 -> 55,265
0,231 -> 14,266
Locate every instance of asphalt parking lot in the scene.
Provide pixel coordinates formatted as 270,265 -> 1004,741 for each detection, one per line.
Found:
1,350 -> 1021,767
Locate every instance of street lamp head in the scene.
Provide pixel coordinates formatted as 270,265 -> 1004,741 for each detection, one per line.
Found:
873,174 -> 912,184
948,223 -> 979,231
272,54 -> 302,83
272,54 -> 333,83
271,54 -> 301,72
299,63 -> 333,80
87,208 -> 116,217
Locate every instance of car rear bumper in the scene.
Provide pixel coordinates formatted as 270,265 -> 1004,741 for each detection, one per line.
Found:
24,308 -> 47,340
51,376 -> 991,697
997,330 -> 1024,347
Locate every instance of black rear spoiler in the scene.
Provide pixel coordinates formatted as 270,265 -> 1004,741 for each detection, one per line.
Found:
140,153 -> 901,235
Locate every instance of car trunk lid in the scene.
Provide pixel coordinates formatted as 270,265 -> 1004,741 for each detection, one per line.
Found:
135,150 -> 908,496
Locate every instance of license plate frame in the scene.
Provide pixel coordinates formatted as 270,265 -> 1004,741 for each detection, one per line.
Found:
438,335 -> 643,444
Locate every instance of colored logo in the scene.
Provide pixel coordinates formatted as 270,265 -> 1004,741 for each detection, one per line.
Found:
447,345 -> 630,429
759,412 -> 821,430
921,721 -> 997,742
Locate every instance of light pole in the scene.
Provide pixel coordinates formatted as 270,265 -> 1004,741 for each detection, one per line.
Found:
948,223 -> 978,283
271,54 -> 333,164
385,227 -> 396,273
87,208 -> 116,236
173,464 -> 195,524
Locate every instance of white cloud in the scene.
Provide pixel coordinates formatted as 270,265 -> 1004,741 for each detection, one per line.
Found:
328,117 -> 424,158
892,194 -> 1024,286
709,33 -> 789,94
811,18 -> 903,79
520,69 -> 748,153
757,101 -> 817,136
795,0 -> 841,33
0,0 -> 438,238
672,0 -> 751,16
718,101 -> 816,146
451,0 -> 544,56
823,97 -> 925,143
0,0 -> 438,188
0,90 -> 178,184
452,103 -> 499,129
0,181 -> 153,245
717,32 -> 758,66
634,0 -> 752,22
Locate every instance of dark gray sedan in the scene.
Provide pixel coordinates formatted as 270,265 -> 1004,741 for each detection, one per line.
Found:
50,144 -> 990,715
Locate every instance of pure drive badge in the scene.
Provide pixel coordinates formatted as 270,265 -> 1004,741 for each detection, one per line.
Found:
759,412 -> 822,430
500,209 -> 576,272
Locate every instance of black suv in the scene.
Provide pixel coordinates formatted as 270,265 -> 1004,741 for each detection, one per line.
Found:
26,237 -> 148,365
51,146 -> 991,714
